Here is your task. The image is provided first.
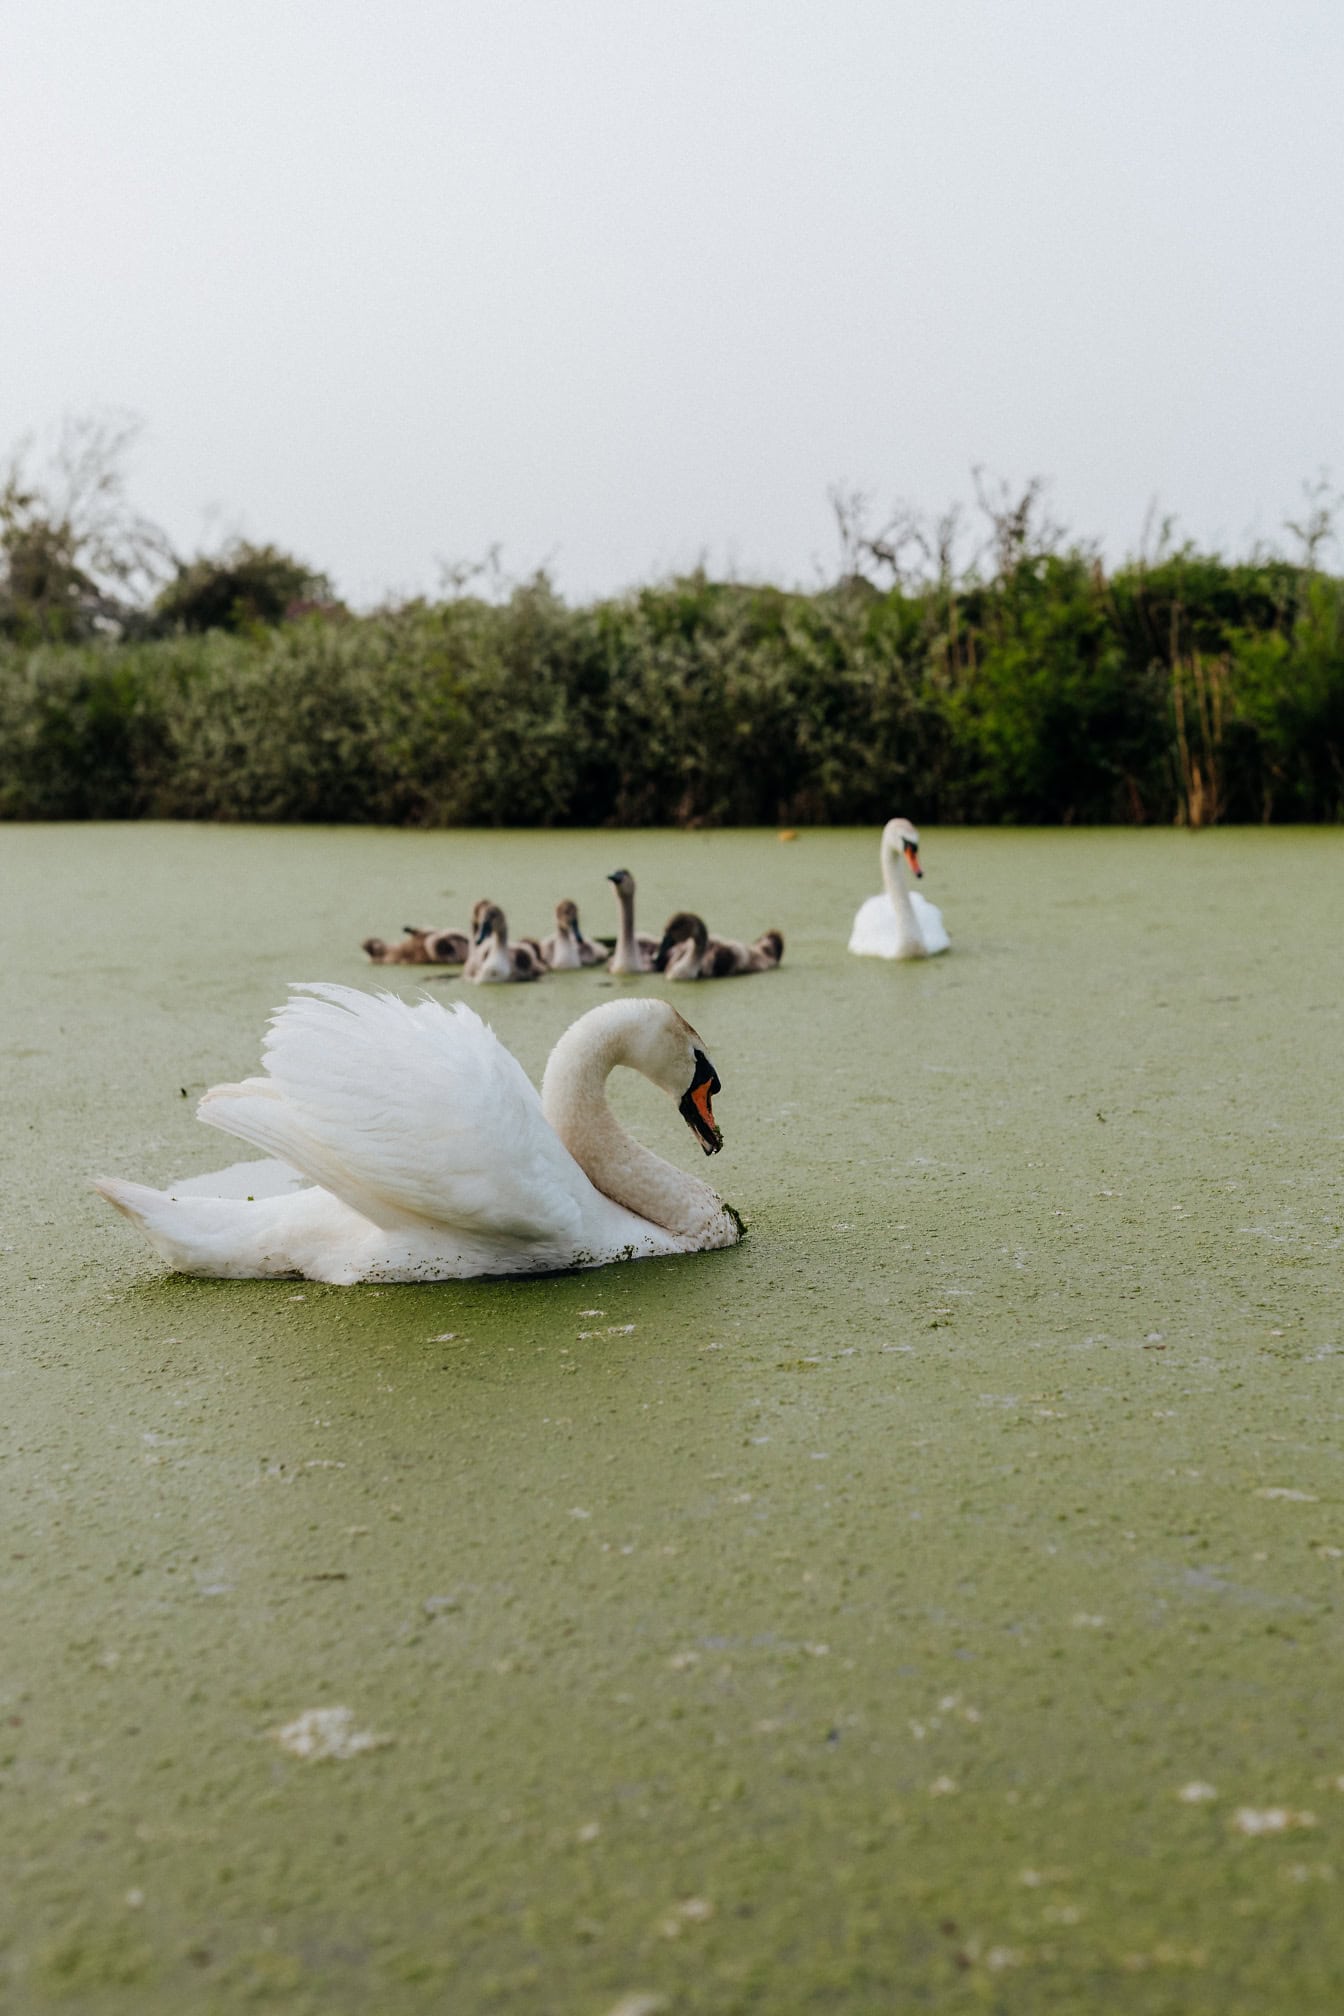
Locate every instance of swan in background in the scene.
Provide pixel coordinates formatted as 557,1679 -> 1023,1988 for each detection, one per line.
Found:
607,869 -> 661,974
655,912 -> 785,980
848,818 -> 950,960
92,989 -> 741,1282
362,924 -> 469,966
540,899 -> 606,970
464,903 -> 545,983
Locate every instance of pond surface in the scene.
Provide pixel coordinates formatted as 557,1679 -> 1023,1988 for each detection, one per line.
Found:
3,822 -> 1343,2013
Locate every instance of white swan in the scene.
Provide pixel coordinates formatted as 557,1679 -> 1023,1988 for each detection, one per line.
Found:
92,987 -> 742,1283
848,818 -> 950,960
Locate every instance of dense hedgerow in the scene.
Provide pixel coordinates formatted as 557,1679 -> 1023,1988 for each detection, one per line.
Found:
1,555 -> 1341,826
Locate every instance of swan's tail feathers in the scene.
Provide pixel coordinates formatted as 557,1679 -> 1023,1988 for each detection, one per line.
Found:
92,1174 -> 217,1272
91,1175 -> 303,1278
93,1175 -> 165,1227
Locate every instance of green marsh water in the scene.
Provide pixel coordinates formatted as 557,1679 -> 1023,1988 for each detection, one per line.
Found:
3,823 -> 1342,2014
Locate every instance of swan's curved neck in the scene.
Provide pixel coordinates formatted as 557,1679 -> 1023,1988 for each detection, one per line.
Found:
612,884 -> 641,969
540,1008 -> 721,1237
881,834 -> 919,932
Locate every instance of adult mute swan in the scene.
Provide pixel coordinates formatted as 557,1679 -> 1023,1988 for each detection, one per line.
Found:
93,988 -> 742,1283
848,818 -> 950,960
540,899 -> 606,970
606,869 -> 661,975
655,912 -> 785,980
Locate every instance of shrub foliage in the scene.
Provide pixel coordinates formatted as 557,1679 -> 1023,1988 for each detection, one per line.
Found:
153,542 -> 338,634
2,552 -> 1342,826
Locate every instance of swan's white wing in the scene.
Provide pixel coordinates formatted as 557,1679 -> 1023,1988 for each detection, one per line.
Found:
198,984 -> 584,1243
848,893 -> 899,956
910,892 -> 951,954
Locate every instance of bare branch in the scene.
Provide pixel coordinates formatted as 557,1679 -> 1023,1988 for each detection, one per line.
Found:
1,410 -> 173,634
971,468 -> 1065,578
1285,471 -> 1339,573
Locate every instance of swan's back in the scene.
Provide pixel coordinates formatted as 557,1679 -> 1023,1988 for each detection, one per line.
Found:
848,891 -> 949,959
199,984 -> 586,1243
848,893 -> 901,956
911,891 -> 950,954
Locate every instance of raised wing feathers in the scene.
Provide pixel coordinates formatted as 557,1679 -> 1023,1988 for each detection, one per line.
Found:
198,984 -> 584,1244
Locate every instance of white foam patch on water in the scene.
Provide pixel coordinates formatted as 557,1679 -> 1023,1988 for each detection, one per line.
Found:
1232,1806 -> 1317,1835
272,1706 -> 392,1760
656,1896 -> 715,1938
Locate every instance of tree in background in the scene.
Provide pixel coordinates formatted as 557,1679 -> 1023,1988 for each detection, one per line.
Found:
0,413 -> 171,641
154,541 -> 340,634
1,412 -> 338,642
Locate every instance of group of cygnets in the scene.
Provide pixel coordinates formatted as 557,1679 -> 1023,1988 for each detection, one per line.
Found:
362,868 -> 786,984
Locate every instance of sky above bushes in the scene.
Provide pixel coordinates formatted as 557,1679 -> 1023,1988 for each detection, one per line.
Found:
2,0 -> 1342,606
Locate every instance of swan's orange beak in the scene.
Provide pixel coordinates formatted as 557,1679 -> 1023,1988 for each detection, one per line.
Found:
679,1051 -> 723,1155
903,842 -> 922,878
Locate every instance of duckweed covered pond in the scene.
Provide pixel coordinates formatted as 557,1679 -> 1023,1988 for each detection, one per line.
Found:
3,822 -> 1343,2015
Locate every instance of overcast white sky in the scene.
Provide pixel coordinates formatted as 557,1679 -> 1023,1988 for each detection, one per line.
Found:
3,0 -> 1342,605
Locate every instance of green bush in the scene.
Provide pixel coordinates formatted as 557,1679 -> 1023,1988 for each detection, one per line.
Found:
153,542 -> 337,634
1,552 -> 1341,826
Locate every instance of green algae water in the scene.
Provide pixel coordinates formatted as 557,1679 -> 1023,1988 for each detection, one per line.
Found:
3,822 -> 1342,2014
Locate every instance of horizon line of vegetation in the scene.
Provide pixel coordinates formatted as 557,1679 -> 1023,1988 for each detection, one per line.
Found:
2,414 -> 1342,828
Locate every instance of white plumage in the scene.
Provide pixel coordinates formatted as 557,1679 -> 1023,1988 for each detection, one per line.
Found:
848,888 -> 949,959
94,986 -> 741,1283
848,818 -> 951,960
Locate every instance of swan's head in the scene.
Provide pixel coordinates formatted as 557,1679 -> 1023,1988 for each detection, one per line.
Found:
607,868 -> 635,896
475,903 -> 506,945
653,910 -> 707,972
556,897 -> 581,936
883,817 -> 922,878
622,999 -> 723,1155
678,1046 -> 723,1154
541,999 -> 726,1167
